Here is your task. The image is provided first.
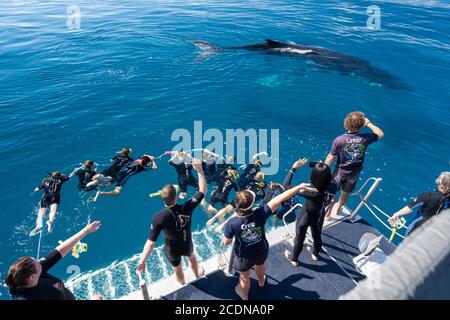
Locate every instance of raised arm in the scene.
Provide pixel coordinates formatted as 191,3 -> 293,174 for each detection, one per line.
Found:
267,183 -> 310,213
192,158 -> 207,195
251,151 -> 268,162
283,158 -> 308,188
206,204 -> 234,227
364,117 -> 384,140
55,220 -> 101,258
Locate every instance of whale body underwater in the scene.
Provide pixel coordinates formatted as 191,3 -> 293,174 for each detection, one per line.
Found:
193,39 -> 408,90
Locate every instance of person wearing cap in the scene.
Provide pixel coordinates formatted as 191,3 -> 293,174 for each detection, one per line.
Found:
222,182 -> 313,300
94,154 -> 158,201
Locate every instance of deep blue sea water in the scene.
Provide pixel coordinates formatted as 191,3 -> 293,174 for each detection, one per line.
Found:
0,0 -> 449,299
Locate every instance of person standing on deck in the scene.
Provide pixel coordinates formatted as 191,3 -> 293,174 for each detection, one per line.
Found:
324,111 -> 384,220
137,159 -> 207,286
222,183 -> 313,300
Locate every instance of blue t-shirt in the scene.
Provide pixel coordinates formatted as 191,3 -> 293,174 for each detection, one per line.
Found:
224,204 -> 274,258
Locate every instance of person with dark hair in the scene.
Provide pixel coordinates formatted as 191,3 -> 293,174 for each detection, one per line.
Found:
6,220 -> 101,300
263,158 -> 309,223
137,159 -> 207,286
237,152 -> 267,190
389,172 -> 450,236
285,162 -> 333,266
202,149 -> 221,185
29,172 -> 70,236
245,172 -> 268,203
94,154 -> 158,200
205,169 -> 239,216
325,111 -> 384,220
69,160 -> 110,192
102,147 -> 134,182
223,182 -> 312,300
169,152 -> 199,200
216,155 -> 237,178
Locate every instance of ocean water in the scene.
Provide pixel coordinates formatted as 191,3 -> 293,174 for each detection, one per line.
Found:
0,0 -> 449,299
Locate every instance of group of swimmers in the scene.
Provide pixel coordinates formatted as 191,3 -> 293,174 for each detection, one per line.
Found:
5,111 -> 450,300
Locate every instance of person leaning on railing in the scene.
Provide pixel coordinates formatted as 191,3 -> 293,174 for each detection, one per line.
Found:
389,172 -> 450,236
4,220 -> 101,300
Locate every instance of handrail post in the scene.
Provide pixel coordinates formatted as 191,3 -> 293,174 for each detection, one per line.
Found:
349,178 -> 382,221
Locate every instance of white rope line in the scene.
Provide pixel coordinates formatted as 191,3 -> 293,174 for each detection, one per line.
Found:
363,202 -> 405,239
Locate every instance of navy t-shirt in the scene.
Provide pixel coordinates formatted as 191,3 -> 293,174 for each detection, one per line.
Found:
224,204 -> 274,258
329,132 -> 378,175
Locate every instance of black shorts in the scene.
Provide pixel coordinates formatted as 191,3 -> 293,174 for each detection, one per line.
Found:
179,176 -> 199,193
40,194 -> 61,209
164,242 -> 194,267
233,249 -> 269,272
332,170 -> 360,193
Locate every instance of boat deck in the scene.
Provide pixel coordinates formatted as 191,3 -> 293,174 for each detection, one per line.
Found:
162,219 -> 395,300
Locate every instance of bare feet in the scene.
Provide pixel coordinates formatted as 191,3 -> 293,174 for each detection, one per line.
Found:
235,285 -> 248,300
47,221 -> 54,233
93,191 -> 102,202
196,265 -> 205,279
258,275 -> 267,288
311,254 -> 319,261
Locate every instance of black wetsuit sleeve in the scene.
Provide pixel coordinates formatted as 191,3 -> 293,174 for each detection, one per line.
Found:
61,175 -> 70,182
408,192 -> 429,210
283,168 -> 296,189
298,189 -> 321,200
148,215 -> 163,242
39,249 -> 63,273
182,191 -> 205,213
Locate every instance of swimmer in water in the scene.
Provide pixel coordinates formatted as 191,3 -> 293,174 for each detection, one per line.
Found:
69,160 -> 111,192
202,149 -> 221,185
205,169 -> 239,216
94,155 -> 158,201
216,155 -> 237,178
245,172 -> 268,203
29,172 -> 70,235
102,147 -> 134,183
169,152 -> 199,200
237,152 -> 267,190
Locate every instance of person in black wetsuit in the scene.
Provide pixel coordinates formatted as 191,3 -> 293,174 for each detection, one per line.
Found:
261,158 -> 309,223
94,155 -> 158,201
389,172 -> 450,236
206,169 -> 239,216
5,220 -> 101,300
137,159 -> 207,286
285,162 -> 334,266
216,155 -> 237,179
29,172 -> 70,236
102,147 -> 134,182
237,159 -> 263,190
202,149 -> 221,185
245,172 -> 268,203
70,160 -> 110,192
169,152 -> 199,200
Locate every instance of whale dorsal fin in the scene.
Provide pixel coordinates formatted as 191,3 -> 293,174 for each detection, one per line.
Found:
265,39 -> 285,47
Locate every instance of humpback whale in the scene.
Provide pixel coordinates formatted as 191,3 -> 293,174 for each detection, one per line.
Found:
193,39 -> 408,90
